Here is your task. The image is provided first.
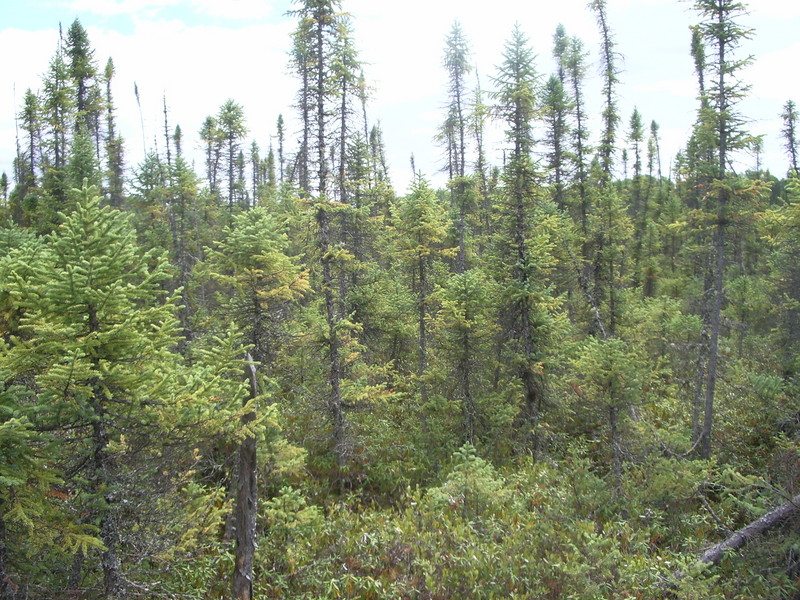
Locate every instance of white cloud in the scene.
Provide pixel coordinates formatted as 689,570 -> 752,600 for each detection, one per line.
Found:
634,77 -> 696,98
749,1 -> 800,20
189,0 -> 279,21
745,43 -> 800,103
66,0 -> 181,16
66,0 -> 281,21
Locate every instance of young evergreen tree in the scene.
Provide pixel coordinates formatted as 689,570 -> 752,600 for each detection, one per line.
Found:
265,146 -> 278,201
628,108 -> 644,211
431,268 -> 499,449
5,183 -> 181,597
650,119 -> 662,182
67,125 -> 101,192
198,206 -> 308,597
173,124 -> 183,159
469,75 -> 492,245
628,107 -> 647,285
394,176 -> 448,415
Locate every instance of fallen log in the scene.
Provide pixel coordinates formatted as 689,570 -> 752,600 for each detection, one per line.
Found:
696,492 -> 800,567
665,492 -> 800,595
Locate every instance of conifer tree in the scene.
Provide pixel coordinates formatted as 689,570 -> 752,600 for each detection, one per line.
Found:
649,119 -> 662,182
217,99 -> 248,211
628,107 -> 647,286
781,99 -> 799,176
200,115 -> 223,197
369,123 -> 390,185
542,75 -> 571,210
552,24 -> 570,84
690,0 -> 757,459
492,25 -> 555,453
432,268 -> 499,448
442,21 -> 471,180
5,183 -> 181,597
173,124 -> 183,159
265,146 -> 277,200
19,90 -> 42,188
440,22 -> 473,272
332,19 -> 361,204
394,176 -> 448,413
628,108 -> 644,212
197,207 -> 308,597
67,125 -> 101,192
0,173 -> 8,207
469,75 -> 492,246
565,35 -> 591,237
289,0 -> 355,481
103,58 -> 124,206
161,95 -> 173,171
65,19 -> 101,144
276,114 -> 286,184
249,140 -> 261,201
589,0 -> 619,180
42,38 -> 73,174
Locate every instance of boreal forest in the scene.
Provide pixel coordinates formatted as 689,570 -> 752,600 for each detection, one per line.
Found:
1,0 -> 799,598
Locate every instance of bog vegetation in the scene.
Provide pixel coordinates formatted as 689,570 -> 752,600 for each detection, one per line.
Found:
1,0 -> 799,598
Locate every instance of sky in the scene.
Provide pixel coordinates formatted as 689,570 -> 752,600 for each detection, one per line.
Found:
1,0 -> 799,194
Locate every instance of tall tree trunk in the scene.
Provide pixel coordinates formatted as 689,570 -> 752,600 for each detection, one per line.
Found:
515,188 -> 541,453
232,355 -> 258,600
92,416 -> 123,599
700,212 -> 726,460
455,179 -> 467,274
318,205 -> 348,481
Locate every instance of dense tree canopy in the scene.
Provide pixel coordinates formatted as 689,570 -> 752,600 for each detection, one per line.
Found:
0,3 -> 798,599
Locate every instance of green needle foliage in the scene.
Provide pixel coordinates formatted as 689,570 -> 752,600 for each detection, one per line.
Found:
1,5 -> 799,598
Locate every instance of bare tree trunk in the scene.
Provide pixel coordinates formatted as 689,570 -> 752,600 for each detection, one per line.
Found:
232,355 -> 258,600
91,415 -> 123,599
